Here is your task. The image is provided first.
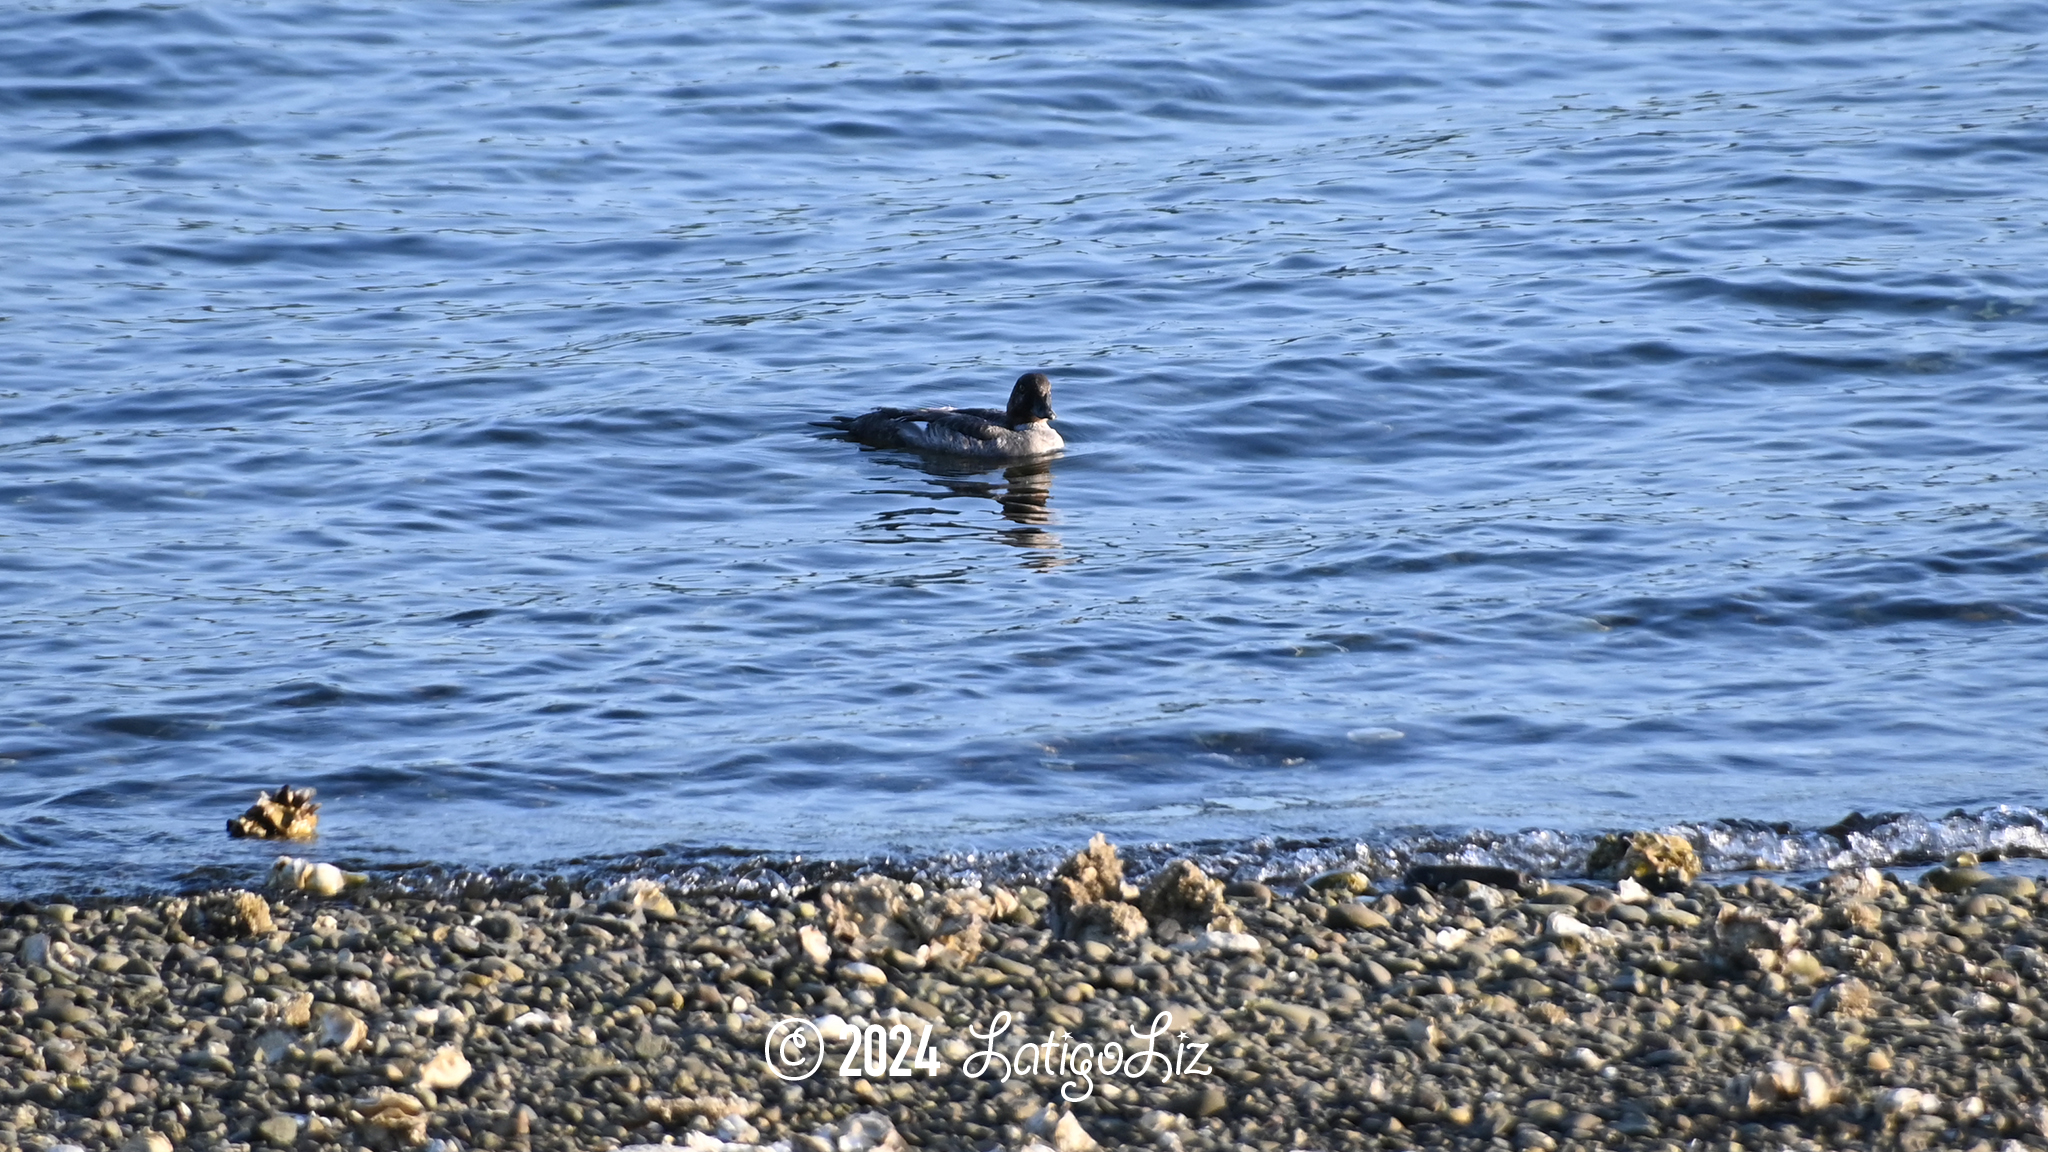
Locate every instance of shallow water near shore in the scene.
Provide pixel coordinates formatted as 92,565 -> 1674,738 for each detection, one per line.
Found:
5,0 -> 2048,897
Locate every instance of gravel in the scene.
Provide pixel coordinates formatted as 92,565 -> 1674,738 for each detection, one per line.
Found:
3,848 -> 2047,1152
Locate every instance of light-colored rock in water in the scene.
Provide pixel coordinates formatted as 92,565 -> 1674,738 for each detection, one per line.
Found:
417,1044 -> 472,1090
1587,831 -> 1700,891
270,855 -> 365,897
1138,859 -> 1241,933
602,877 -> 678,919
122,1133 -> 174,1152
1614,877 -> 1651,905
228,785 -> 321,840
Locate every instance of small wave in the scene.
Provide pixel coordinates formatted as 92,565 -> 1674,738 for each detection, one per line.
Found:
192,803 -> 2048,907
55,126 -> 257,154
1652,274 -> 2007,319
0,84 -> 157,110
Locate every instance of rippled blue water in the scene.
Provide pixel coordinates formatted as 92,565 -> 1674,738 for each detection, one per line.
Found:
5,0 -> 2048,895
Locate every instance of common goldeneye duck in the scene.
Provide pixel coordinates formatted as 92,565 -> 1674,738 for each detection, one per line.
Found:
820,372 -> 1063,459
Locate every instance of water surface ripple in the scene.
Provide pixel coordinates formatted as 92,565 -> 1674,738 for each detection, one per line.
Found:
4,0 -> 2047,894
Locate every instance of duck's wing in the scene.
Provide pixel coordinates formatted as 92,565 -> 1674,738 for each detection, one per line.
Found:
813,406 -> 917,439
815,403 -> 1007,444
913,408 -> 1008,440
818,406 -> 1004,449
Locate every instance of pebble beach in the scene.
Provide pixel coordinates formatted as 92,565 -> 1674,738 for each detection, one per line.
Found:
5,838 -> 2048,1152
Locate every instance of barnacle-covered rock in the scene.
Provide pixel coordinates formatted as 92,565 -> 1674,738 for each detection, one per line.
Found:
1067,899 -> 1150,946
227,785 -> 321,840
1710,903 -> 1811,975
821,875 -> 1001,968
1586,831 -> 1699,891
602,877 -> 678,920
1048,833 -> 1148,942
165,889 -> 275,940
1138,859 -> 1242,933
1051,832 -> 1125,907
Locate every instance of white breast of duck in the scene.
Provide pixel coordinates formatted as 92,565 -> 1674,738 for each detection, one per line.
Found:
827,372 -> 1064,460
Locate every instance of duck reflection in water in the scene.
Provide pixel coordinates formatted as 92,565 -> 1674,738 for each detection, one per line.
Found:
862,455 -> 1073,571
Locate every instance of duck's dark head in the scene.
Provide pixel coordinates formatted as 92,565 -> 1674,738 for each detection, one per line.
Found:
1005,372 -> 1055,426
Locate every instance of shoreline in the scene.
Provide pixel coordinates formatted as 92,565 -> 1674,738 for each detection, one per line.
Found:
3,840 -> 2047,1152
16,799 -> 2048,910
